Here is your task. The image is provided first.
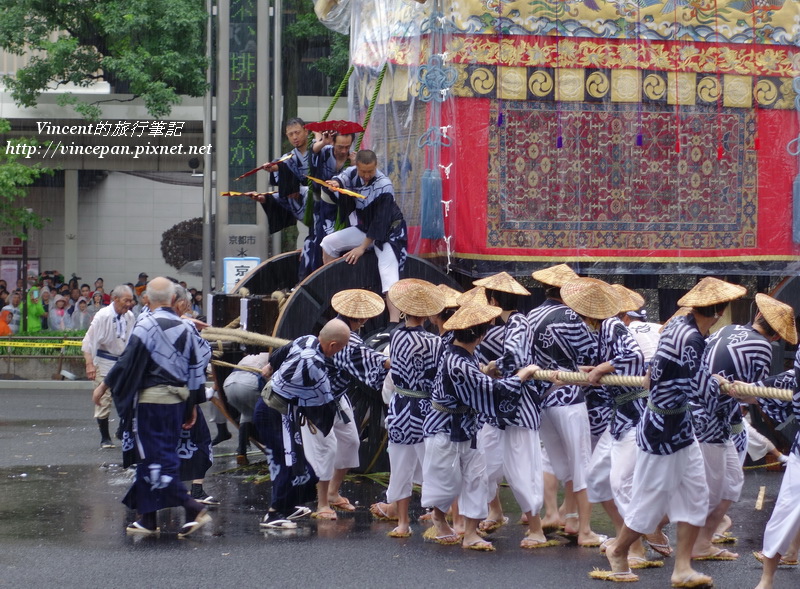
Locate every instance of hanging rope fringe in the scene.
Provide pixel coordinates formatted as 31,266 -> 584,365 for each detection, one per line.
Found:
356,62 -> 389,152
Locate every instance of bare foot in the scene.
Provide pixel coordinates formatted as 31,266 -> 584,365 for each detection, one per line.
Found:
606,543 -> 630,574
563,513 -> 579,535
578,530 -> 608,547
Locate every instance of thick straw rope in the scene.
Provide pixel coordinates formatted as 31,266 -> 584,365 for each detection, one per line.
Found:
201,326 -> 290,349
530,369 -> 792,403
200,328 -> 793,403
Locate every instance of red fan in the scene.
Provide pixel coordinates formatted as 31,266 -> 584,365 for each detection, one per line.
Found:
304,120 -> 364,135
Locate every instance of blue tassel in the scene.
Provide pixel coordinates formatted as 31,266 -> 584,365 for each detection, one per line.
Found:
557,135 -> 563,149
793,174 -> 800,244
421,168 -> 445,240
497,111 -> 504,127
636,133 -> 643,146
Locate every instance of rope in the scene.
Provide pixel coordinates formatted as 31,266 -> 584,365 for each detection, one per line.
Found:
528,369 -> 793,402
303,65 -> 356,227
355,62 -> 389,152
201,326 -> 290,349
210,359 -> 262,374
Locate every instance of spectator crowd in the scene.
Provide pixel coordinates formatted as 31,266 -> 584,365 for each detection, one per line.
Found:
0,271 -> 204,335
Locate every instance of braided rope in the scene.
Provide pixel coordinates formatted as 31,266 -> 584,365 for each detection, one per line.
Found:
529,370 -> 793,403
201,326 -> 290,349
210,359 -> 262,374
356,62 -> 389,152
304,65 -> 355,227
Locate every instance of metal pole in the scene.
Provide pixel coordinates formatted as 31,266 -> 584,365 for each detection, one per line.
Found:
21,220 -> 28,333
202,0 -> 214,297
271,0 -> 283,257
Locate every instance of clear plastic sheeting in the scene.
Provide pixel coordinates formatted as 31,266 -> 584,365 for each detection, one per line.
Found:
317,1 -> 800,278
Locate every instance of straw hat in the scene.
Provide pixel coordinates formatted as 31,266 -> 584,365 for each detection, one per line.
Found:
437,284 -> 462,308
473,272 -> 531,296
611,284 -> 646,313
532,263 -> 578,287
755,293 -> 798,345
561,277 -> 620,320
676,277 -> 747,308
443,303 -> 502,331
387,279 -> 445,317
456,286 -> 488,307
331,289 -> 385,319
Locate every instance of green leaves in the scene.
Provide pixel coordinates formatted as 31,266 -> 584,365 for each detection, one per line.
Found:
0,0 -> 208,119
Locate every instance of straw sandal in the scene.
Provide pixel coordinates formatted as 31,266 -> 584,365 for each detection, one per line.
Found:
670,572 -> 713,588
369,502 -> 398,521
752,551 -> 799,566
588,570 -> 640,583
692,548 -> 738,561
178,509 -> 212,538
628,556 -> 664,569
463,539 -> 495,552
388,527 -> 412,538
478,515 -> 508,533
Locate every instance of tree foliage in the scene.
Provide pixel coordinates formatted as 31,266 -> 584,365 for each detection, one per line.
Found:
0,119 -> 51,237
283,0 -> 350,119
0,0 -> 208,119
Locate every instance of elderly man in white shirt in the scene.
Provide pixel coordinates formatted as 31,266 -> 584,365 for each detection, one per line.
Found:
82,285 -> 135,448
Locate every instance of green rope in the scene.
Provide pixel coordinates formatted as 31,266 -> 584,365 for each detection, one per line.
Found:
355,62 -> 389,152
303,66 -> 357,227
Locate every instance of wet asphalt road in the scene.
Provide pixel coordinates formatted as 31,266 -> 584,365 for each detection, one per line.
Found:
0,386 -> 797,589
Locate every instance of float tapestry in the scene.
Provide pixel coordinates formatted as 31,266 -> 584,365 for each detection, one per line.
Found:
318,0 -> 800,275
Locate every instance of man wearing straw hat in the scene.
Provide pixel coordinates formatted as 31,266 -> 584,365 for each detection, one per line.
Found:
528,264 -> 605,547
421,302 -> 541,551
599,277 -> 746,586
303,289 -> 390,519
471,272 -> 555,549
377,279 -> 445,538
562,279 -> 650,566
689,294 -> 797,562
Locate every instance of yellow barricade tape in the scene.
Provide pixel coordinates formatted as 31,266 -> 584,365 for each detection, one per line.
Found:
0,339 -> 82,349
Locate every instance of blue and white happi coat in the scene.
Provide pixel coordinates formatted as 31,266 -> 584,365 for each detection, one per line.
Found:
594,316 -> 647,441
692,324 -> 772,445
386,326 -> 443,445
482,311 -> 541,431
331,166 -> 408,270
528,299 -> 597,408
637,314 -> 715,456
424,344 -> 525,443
329,329 -> 389,400
754,363 -> 800,459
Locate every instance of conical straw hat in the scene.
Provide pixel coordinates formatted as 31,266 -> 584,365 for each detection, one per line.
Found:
611,284 -> 646,313
437,284 -> 462,308
561,277 -> 620,320
388,278 -> 445,317
676,277 -> 747,308
331,289 -> 385,319
755,293 -> 798,345
473,272 -> 531,296
456,286 -> 488,307
443,303 -> 502,331
532,263 -> 578,287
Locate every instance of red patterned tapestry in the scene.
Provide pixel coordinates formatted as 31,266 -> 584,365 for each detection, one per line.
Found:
487,100 -> 757,251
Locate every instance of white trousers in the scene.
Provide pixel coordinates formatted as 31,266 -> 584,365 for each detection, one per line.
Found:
609,429 -> 639,517
587,428 -> 614,504
762,453 -> 800,558
386,441 -> 426,503
700,440 -> 744,512
539,403 -> 592,492
624,441 -> 709,534
479,423 -> 543,515
301,396 -> 360,481
421,433 -> 488,520
320,226 -> 399,292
